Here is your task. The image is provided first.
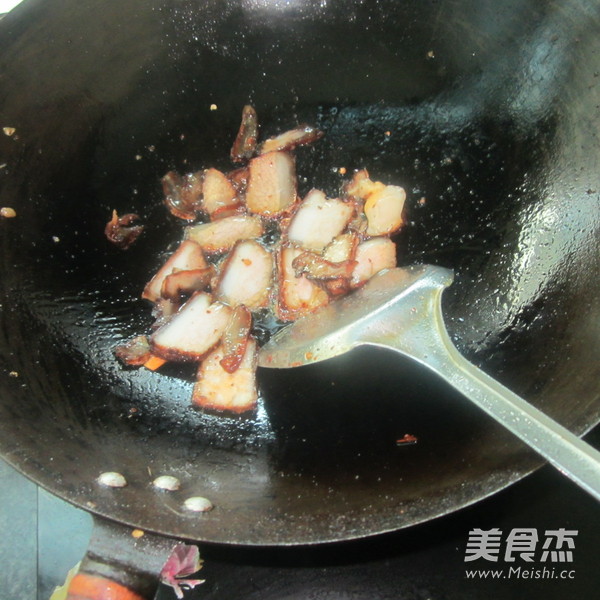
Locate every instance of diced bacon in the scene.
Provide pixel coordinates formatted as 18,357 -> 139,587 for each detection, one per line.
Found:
162,171 -> 203,221
192,338 -> 258,414
142,240 -> 208,303
286,189 -> 355,252
114,335 -> 153,367
276,244 -> 329,321
161,267 -> 212,300
220,306 -> 252,373
245,151 -> 296,217
230,105 -> 258,163
215,240 -> 273,310
351,237 -> 397,288
185,215 -> 264,255
364,184 -> 406,236
201,168 -> 241,219
344,169 -> 383,200
322,232 -> 360,263
257,125 -> 323,154
150,293 -> 232,361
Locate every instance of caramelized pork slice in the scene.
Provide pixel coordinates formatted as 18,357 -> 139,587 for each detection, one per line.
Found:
160,267 -> 212,300
292,251 -> 356,281
215,240 -> 273,310
162,171 -> 203,221
245,151 -> 296,217
257,125 -> 323,154
351,237 -> 397,288
150,292 -> 232,361
192,337 -> 258,414
322,232 -> 360,262
185,215 -> 264,255
201,168 -> 241,219
114,335 -> 153,367
364,184 -> 406,236
142,240 -> 208,303
230,104 -> 258,163
286,189 -> 355,252
276,244 -> 329,321
219,305 -> 252,373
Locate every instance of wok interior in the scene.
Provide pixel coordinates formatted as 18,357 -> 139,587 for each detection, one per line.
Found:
0,0 -> 598,544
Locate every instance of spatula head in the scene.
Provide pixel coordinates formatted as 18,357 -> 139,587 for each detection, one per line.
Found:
258,265 -> 454,369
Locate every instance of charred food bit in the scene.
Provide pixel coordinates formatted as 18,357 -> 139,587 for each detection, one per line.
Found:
162,171 -> 203,221
286,189 -> 355,252
192,338 -> 258,414
257,124 -> 324,154
245,151 -> 297,217
185,214 -> 264,255
105,210 -> 144,249
230,104 -> 258,163
0,206 -> 16,218
142,240 -> 208,303
150,292 -> 232,362
215,240 -> 273,310
114,335 -> 153,367
161,267 -> 213,300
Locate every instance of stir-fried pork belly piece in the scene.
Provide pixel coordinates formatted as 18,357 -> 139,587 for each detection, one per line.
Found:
276,244 -> 330,321
286,189 -> 355,252
215,240 -> 273,310
245,151 -> 297,217
322,232 -> 360,263
192,338 -> 258,414
363,184 -> 406,236
219,305 -> 252,373
200,168 -> 241,219
351,237 -> 398,288
142,240 -> 209,303
162,171 -> 203,221
150,292 -> 232,362
291,251 -> 356,281
161,267 -> 213,301
257,125 -> 323,154
105,210 -> 144,249
185,215 -> 264,255
114,335 -> 153,366
231,104 -> 258,163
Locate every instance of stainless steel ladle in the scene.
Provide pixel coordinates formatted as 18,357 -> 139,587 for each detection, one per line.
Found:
258,265 -> 600,501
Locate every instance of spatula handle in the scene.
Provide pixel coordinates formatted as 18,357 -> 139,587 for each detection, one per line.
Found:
368,284 -> 600,501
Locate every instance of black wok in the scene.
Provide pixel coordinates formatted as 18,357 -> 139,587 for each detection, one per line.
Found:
0,0 -> 599,596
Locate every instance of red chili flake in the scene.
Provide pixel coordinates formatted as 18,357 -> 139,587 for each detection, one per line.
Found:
396,434 -> 418,446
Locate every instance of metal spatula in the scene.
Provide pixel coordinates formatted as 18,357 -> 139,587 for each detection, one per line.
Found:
258,265 -> 600,501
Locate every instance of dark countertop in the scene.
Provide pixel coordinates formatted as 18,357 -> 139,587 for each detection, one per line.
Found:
2,425 -> 599,599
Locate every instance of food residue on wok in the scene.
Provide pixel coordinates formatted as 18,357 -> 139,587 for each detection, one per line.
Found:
114,105 -> 407,415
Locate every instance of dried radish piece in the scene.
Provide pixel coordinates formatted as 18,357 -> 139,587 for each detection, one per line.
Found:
245,151 -> 297,217
276,244 -> 330,321
215,240 -> 273,310
220,305 -> 252,373
185,215 -> 264,255
286,189 -> 355,252
257,125 -> 323,154
150,292 -> 232,361
143,240 -> 208,303
192,338 -> 258,414
231,104 -> 258,163
351,237 -> 397,288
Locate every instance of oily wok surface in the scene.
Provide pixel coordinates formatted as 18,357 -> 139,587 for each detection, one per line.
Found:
0,0 -> 598,545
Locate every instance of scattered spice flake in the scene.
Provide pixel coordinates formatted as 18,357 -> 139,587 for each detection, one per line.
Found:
384,131 -> 391,136
418,196 -> 427,206
338,167 -> 347,175
396,434 -> 418,446
131,529 -> 145,538
210,104 -> 218,111
52,235 -> 60,242
8,371 -> 18,377
426,50 -> 435,59
3,127 -> 16,137
0,207 -> 16,218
